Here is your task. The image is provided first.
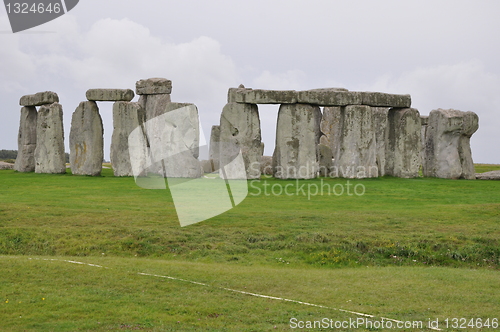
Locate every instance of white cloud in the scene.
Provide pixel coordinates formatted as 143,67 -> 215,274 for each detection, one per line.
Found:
252,69 -> 306,90
366,60 -> 500,163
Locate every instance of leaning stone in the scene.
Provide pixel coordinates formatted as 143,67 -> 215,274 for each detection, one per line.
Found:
260,156 -> 273,176
372,107 -> 389,176
219,102 -> 263,179
136,78 -> 172,95
360,92 -> 411,108
319,106 -> 342,162
318,144 -> 333,177
297,89 -> 362,106
476,171 -> 500,180
423,109 -> 479,179
232,89 -> 297,104
20,91 -> 59,107
14,106 -> 38,172
86,89 -> 134,102
35,103 -> 66,174
110,102 -> 146,176
69,101 -> 104,176
385,108 -> 422,178
332,105 -> 378,178
209,125 -> 221,171
274,104 -> 322,179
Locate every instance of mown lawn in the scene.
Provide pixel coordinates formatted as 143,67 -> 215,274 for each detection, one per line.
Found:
0,166 -> 499,331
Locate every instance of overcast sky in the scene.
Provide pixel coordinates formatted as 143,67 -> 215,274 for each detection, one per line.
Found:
1,0 -> 499,163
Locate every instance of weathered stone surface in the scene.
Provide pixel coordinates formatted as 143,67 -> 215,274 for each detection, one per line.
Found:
318,144 -> 333,177
136,78 -> 172,95
200,160 -> 214,173
297,89 -> 361,106
232,88 -> 297,104
319,106 -> 342,162
260,156 -> 273,176
220,102 -> 263,179
332,105 -> 378,178
0,161 -> 14,170
86,89 -> 134,102
476,170 -> 500,180
69,101 -> 104,176
14,106 -> 37,172
139,94 -> 172,121
385,108 -> 422,178
110,102 -> 146,176
423,109 -> 479,179
209,125 -> 221,171
360,92 -> 411,108
420,116 -> 429,166
273,103 -> 322,179
144,103 -> 203,178
20,91 -> 59,107
34,103 -> 66,174
372,107 -> 389,176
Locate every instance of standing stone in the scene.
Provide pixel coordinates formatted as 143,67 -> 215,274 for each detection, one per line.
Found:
69,101 -> 104,176
372,107 -> 389,176
318,144 -> 333,177
423,109 -> 479,179
333,105 -> 377,178
219,102 -> 263,179
34,103 -> 66,174
260,156 -> 273,176
320,106 -> 342,162
209,125 -> 221,171
14,107 -> 37,172
110,102 -> 146,176
385,108 -> 422,178
420,116 -> 429,166
273,104 -> 322,179
144,102 -> 202,178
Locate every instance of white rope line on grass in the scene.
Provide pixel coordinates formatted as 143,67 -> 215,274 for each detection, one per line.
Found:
29,257 -> 441,331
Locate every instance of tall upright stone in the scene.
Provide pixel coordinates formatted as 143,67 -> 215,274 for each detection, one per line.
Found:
423,109 -> 479,179
219,102 -> 263,179
34,103 -> 66,174
320,106 -> 342,160
111,102 -> 146,176
273,103 -> 321,179
385,108 -> 422,178
139,94 -> 172,121
420,116 -> 429,166
14,106 -> 38,172
69,101 -> 104,176
144,102 -> 203,178
209,125 -> 221,171
372,107 -> 389,176
333,105 -> 377,178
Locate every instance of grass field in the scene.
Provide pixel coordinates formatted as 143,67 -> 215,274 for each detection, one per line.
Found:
1,166 -> 499,331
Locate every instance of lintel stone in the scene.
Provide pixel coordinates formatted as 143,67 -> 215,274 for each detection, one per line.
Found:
297,89 -> 361,106
86,89 -> 134,102
232,88 -> 297,104
360,92 -> 411,108
20,91 -> 59,107
136,78 -> 172,95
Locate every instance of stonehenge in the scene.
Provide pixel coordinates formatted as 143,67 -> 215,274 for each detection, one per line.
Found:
14,81 -> 480,181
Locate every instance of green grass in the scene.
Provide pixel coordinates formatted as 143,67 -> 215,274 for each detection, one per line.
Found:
0,168 -> 499,330
475,164 -> 500,173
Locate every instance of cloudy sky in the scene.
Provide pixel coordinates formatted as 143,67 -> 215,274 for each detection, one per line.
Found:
1,0 -> 499,163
